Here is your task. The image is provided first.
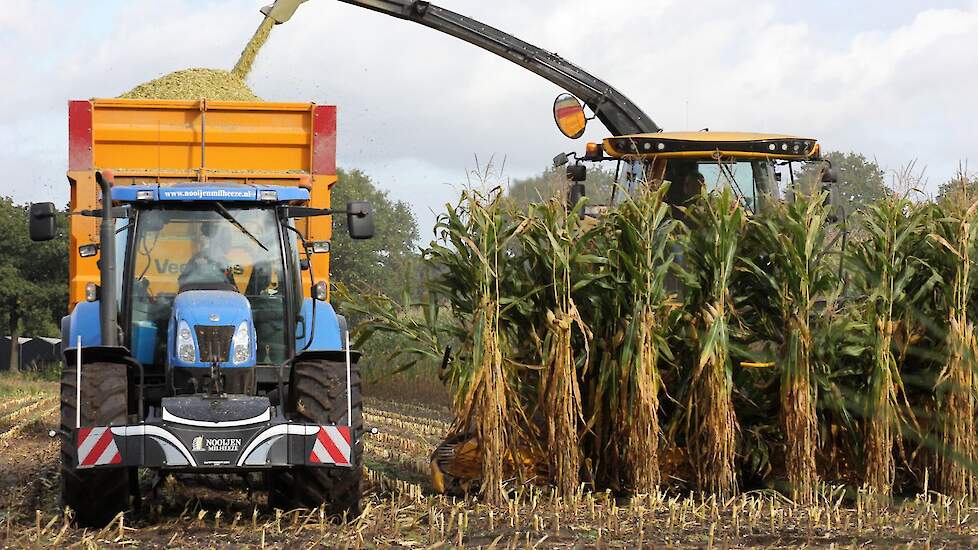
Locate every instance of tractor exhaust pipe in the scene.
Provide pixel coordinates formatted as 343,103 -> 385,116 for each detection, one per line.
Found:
96,171 -> 119,348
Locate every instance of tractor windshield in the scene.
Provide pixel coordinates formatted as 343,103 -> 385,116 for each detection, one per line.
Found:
128,206 -> 290,366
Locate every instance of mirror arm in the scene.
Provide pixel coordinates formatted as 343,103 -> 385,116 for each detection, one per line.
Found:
279,206 -> 369,218
77,206 -> 133,219
280,206 -> 333,218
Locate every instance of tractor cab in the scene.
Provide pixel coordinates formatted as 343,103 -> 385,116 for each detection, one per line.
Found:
552,94 -> 837,213
102,183 -> 372,399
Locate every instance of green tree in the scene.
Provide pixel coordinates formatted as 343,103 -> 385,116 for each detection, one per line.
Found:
0,198 -> 68,370
795,152 -> 889,214
329,169 -> 420,297
506,165 -> 617,209
937,170 -> 978,202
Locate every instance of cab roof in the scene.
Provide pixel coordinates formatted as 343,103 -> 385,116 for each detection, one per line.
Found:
602,131 -> 821,160
111,183 -> 310,204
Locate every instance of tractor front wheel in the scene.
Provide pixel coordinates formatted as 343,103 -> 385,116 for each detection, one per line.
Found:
269,358 -> 363,518
60,362 -> 131,527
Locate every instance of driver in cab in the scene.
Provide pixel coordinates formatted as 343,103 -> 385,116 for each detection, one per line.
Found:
178,223 -> 237,291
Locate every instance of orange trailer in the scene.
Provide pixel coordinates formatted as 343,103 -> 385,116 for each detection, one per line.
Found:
66,99 -> 337,308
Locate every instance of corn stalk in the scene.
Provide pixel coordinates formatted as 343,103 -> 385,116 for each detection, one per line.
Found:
424,189 -> 527,503
742,192 -> 838,504
516,198 -> 600,497
598,183 -> 678,493
847,195 -> 936,497
676,186 -> 745,498
929,187 -> 978,499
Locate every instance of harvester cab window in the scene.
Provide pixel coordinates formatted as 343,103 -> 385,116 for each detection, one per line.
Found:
695,160 -> 776,213
129,207 -> 290,367
609,160 -> 648,206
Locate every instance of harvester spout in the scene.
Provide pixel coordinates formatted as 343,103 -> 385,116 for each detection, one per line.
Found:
260,0 -> 309,24
95,171 -> 119,348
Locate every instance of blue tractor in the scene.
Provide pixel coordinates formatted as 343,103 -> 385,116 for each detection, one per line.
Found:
30,172 -> 374,526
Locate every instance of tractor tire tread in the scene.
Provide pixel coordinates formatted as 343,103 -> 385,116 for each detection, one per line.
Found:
60,362 -> 130,527
269,359 -> 363,519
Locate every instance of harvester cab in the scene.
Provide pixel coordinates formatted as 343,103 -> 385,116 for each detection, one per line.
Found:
552,93 -> 839,215
29,99 -> 373,526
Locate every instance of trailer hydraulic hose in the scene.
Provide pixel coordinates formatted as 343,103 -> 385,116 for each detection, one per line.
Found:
96,171 -> 119,348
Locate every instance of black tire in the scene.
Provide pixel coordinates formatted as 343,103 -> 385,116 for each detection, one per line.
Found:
269,359 -> 363,518
60,362 -> 131,527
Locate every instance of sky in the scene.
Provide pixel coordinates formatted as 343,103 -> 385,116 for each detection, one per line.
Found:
2,0 -> 977,236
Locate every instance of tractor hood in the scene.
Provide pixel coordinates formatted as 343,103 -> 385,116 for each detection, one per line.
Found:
170,290 -> 256,368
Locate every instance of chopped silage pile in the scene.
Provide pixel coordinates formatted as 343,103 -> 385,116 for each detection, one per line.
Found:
119,68 -> 261,101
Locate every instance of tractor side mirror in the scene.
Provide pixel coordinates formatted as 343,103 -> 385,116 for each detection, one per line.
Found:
29,202 -> 57,242
346,201 -> 374,240
566,164 -> 587,182
553,93 -> 587,139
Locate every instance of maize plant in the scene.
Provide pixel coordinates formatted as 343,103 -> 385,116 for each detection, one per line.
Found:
847,194 -> 938,497
513,197 -> 602,497
675,186 -> 746,499
928,186 -> 978,499
741,191 -> 838,504
423,189 -> 529,503
589,183 -> 679,493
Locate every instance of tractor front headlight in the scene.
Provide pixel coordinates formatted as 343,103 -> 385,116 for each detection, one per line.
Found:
232,321 -> 251,364
177,320 -> 196,363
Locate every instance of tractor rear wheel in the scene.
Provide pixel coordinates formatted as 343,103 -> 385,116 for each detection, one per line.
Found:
269,359 -> 363,518
60,362 -> 131,527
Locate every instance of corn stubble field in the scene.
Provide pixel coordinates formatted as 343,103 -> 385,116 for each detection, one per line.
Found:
0,374 -> 976,549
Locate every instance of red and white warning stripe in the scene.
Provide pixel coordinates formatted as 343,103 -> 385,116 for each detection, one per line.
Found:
309,426 -> 351,466
77,426 -> 122,468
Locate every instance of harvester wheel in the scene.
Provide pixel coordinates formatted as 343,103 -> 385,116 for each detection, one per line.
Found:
60,362 -> 130,527
269,359 -> 363,519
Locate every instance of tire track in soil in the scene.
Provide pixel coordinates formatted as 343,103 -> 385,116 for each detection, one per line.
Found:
362,401 -> 450,490
0,394 -> 42,417
0,396 -> 52,429
0,403 -> 58,444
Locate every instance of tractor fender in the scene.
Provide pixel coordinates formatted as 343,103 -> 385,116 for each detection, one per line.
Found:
63,346 -> 138,368
63,300 -> 102,350
296,299 -> 345,352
